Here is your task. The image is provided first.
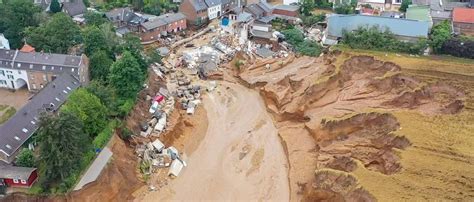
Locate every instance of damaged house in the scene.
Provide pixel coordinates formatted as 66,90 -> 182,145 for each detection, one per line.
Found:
139,13 -> 188,43
179,0 -> 210,26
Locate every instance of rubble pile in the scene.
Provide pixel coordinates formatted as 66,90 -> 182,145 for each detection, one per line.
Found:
136,139 -> 187,178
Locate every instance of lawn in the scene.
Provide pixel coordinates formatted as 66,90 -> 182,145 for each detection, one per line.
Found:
0,105 -> 16,124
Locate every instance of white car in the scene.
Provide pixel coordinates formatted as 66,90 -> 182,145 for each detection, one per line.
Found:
149,101 -> 159,114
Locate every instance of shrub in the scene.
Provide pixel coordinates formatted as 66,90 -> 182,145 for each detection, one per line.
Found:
442,37 -> 474,59
301,14 -> 326,27
119,125 -> 133,140
92,120 -> 120,149
282,28 -> 323,56
118,99 -> 135,118
15,148 -> 35,167
341,26 -> 428,54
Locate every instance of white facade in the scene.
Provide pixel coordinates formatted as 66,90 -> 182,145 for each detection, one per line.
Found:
0,34 -> 10,50
252,24 -> 271,32
208,4 -> 222,20
283,0 -> 299,5
0,67 -> 29,90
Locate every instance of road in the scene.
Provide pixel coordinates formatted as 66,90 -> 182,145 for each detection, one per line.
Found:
143,81 -> 290,201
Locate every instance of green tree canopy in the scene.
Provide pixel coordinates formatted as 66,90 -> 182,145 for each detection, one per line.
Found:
89,50 -> 114,82
85,80 -> 118,113
430,20 -> 452,53
49,0 -> 61,13
399,0 -> 412,12
25,13 -> 82,53
0,0 -> 42,49
109,51 -> 145,99
61,88 -> 108,138
84,11 -> 108,27
15,148 -> 35,167
82,26 -> 109,56
119,34 -> 148,71
37,111 -> 90,190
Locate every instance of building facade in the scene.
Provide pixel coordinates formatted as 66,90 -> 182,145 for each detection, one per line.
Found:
453,7 -> 474,35
0,34 -> 10,50
139,13 -> 188,42
0,49 -> 89,92
205,0 -> 222,19
179,0 -> 209,26
0,166 -> 38,188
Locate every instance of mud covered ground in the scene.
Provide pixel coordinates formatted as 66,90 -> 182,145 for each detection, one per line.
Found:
237,51 -> 474,201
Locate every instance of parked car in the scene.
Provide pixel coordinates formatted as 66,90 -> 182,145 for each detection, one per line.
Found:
149,101 -> 160,114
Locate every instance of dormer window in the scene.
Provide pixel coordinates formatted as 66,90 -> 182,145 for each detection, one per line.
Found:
14,136 -> 21,141
6,144 -> 11,149
22,128 -> 28,133
55,97 -> 60,102
31,120 -> 36,125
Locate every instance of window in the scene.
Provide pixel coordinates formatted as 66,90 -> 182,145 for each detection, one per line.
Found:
0,80 -> 6,85
42,74 -> 47,81
30,64 -> 33,69
17,63 -> 21,67
7,75 -> 13,79
71,68 -> 75,72
13,179 -> 18,183
18,70 -> 21,74
14,136 -> 20,141
21,180 -> 27,184
51,66 -> 55,70
0,70 -> 4,76
32,84 -> 36,89
42,66 -> 46,70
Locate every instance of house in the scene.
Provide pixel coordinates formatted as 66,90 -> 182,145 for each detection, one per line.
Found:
0,166 -> 38,187
452,7 -> 474,35
250,22 -> 273,39
0,34 -> 10,50
221,0 -> 239,13
179,0 -> 209,26
406,5 -> 433,27
0,48 -> 89,91
0,72 -> 81,163
20,44 -> 36,53
139,13 -> 187,42
430,0 -> 472,24
323,15 -> 430,45
205,0 -> 222,20
62,0 -> 87,18
105,8 -> 153,33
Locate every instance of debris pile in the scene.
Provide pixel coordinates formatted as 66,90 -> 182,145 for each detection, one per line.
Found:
136,139 -> 187,178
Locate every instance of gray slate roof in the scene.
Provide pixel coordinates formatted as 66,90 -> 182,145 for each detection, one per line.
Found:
258,1 -> 274,13
0,73 -> 80,161
190,0 -> 208,11
246,4 -> 265,17
327,14 -> 430,38
0,166 -> 36,180
204,0 -> 221,7
141,12 -> 186,30
62,0 -> 87,17
0,49 -> 83,77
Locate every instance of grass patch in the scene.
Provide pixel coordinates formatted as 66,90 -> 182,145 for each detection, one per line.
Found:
0,106 -> 16,124
332,45 -> 474,76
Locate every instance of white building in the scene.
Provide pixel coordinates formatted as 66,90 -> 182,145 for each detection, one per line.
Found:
0,34 -> 10,50
283,0 -> 299,5
205,0 -> 222,20
0,67 -> 29,90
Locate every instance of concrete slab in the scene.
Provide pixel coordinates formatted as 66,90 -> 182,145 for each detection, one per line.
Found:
74,147 -> 113,191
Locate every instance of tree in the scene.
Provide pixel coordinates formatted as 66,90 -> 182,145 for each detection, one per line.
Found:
82,26 -> 109,56
49,0 -> 61,13
430,20 -> 452,53
84,11 -> 107,27
282,28 -> 322,56
99,23 -> 120,53
399,0 -> 412,12
300,0 -> 315,16
61,88 -> 108,138
15,148 -> 35,167
120,34 -> 148,72
0,0 -> 42,49
90,50 -> 114,82
334,3 -> 355,14
37,111 -> 89,190
25,13 -> 82,53
301,13 -> 326,27
85,81 -> 118,113
109,51 -> 145,99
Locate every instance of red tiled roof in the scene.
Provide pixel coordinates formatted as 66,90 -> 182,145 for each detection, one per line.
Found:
453,8 -> 474,23
20,44 -> 35,53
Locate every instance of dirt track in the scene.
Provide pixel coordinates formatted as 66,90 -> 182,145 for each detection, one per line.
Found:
142,82 -> 289,201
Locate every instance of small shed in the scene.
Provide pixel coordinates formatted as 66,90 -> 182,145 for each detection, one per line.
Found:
0,166 -> 38,187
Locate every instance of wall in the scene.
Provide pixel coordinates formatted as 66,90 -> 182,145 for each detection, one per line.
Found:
180,0 -> 209,25
208,5 -> 222,20
166,19 -> 188,32
454,22 -> 474,36
0,67 -> 29,90
4,170 -> 37,187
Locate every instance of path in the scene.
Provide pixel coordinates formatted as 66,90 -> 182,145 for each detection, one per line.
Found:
74,148 -> 113,191
143,81 -> 290,201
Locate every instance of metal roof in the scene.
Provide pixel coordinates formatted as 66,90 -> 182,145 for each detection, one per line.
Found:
327,14 -> 430,38
246,4 -> 265,17
406,5 -> 431,22
0,166 -> 36,180
0,73 -> 81,161
453,7 -> 474,23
